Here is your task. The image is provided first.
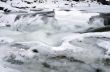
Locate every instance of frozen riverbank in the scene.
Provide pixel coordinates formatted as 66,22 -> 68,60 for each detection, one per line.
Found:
1,31 -> 110,72
0,1 -> 110,72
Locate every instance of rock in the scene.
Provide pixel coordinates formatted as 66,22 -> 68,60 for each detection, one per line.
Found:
102,58 -> 110,66
0,0 -> 7,2
0,7 -> 4,10
32,49 -> 39,53
97,0 -> 110,5
50,55 -> 85,63
42,62 -> 51,68
87,26 -> 110,32
3,54 -> 24,65
95,68 -> 104,72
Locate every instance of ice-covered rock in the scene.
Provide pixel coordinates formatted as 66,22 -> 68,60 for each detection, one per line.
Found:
0,1 -> 110,72
0,31 -> 110,72
97,40 -> 110,58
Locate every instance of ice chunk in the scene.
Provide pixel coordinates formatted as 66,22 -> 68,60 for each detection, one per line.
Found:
0,37 -> 14,44
97,40 -> 110,57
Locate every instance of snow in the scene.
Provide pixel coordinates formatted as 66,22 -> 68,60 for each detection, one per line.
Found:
0,0 -> 110,72
0,37 -> 14,44
0,65 -> 20,72
97,40 -> 110,58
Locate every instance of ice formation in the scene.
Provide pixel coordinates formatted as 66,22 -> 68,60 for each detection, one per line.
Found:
0,0 -> 110,72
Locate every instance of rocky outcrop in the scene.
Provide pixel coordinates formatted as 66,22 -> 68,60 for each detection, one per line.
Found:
97,0 -> 110,5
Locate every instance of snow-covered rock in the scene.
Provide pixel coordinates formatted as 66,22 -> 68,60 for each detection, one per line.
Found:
0,0 -> 110,72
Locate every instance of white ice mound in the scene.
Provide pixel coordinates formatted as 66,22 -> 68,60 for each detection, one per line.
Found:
0,37 -> 14,44
97,40 -> 110,57
0,32 -> 110,72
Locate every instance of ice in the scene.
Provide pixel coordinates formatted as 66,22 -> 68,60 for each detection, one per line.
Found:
0,0 -> 110,72
1,31 -> 110,72
0,65 -> 20,72
97,40 -> 110,58
0,37 -> 14,44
